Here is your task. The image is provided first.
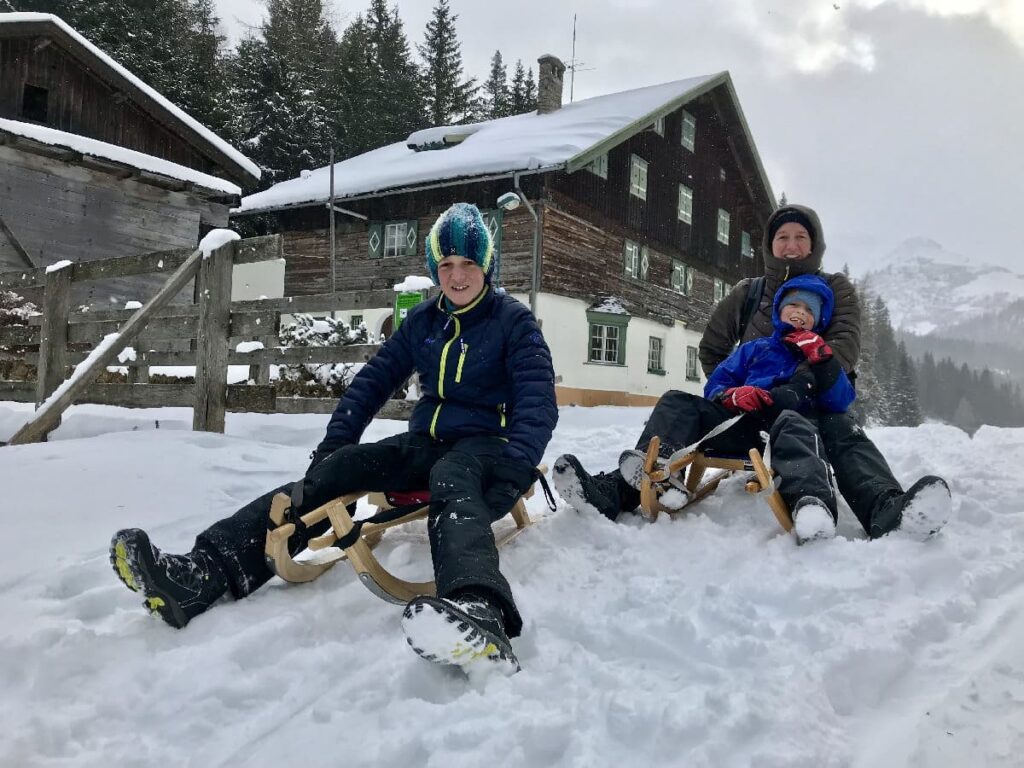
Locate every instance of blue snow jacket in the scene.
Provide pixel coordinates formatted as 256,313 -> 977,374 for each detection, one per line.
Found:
704,274 -> 855,414
320,286 -> 557,467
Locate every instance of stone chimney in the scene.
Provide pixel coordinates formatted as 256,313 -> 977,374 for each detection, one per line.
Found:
537,54 -> 566,114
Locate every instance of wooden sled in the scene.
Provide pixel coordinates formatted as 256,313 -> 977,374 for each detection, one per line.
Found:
264,467 -> 546,605
637,436 -> 793,531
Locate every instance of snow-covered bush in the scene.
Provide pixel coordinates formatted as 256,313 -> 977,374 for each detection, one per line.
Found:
0,290 -> 40,380
277,313 -> 371,397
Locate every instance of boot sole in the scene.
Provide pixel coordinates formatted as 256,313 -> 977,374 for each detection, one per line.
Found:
552,456 -> 619,520
402,597 -> 520,676
899,480 -> 951,540
109,530 -> 189,629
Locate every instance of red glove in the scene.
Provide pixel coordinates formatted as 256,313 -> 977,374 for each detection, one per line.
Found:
784,330 -> 833,365
721,386 -> 774,413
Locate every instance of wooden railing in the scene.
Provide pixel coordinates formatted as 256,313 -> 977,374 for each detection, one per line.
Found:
0,234 -> 412,444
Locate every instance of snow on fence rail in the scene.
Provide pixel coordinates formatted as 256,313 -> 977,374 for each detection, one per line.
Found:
0,234 -> 411,444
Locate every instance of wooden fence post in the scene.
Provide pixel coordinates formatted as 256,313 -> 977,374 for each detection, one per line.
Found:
193,241 -> 234,433
35,264 -> 71,406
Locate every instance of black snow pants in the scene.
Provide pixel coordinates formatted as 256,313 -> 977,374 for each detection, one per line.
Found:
635,391 -> 837,517
194,432 -> 526,637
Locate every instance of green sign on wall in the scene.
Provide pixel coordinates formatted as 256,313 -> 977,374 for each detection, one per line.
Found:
393,290 -> 427,330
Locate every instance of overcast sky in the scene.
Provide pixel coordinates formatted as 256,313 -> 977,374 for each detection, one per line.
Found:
213,0 -> 1024,274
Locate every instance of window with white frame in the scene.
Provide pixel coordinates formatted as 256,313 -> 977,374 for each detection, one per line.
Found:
677,184 -> 693,224
653,116 -> 665,136
713,278 -> 730,303
629,154 -> 648,200
588,153 -> 608,179
686,346 -> 699,380
741,231 -> 753,258
384,222 -> 408,257
671,260 -> 694,295
717,209 -> 730,245
589,324 -> 620,364
719,167 -> 727,182
681,110 -> 696,152
648,337 -> 665,373
624,240 -> 641,279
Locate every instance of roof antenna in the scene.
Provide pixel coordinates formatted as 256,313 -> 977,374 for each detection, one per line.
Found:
566,14 -> 594,103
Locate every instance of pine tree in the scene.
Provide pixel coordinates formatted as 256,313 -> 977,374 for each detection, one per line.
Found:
483,50 -> 510,118
417,0 -> 478,125
365,0 -> 426,143
524,66 -> 537,110
778,192 -> 788,206
227,0 -> 338,187
509,59 -> 528,114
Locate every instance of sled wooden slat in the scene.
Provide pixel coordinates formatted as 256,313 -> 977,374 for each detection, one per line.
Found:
265,468 -> 544,604
637,443 -> 794,535
750,448 -> 793,532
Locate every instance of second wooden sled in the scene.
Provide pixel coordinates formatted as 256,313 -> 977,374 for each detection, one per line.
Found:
637,436 -> 793,531
264,468 -> 545,605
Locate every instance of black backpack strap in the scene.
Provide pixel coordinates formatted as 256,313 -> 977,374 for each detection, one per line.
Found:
736,275 -> 766,342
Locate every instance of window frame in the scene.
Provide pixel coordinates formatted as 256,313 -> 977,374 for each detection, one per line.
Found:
686,346 -> 700,381
677,184 -> 693,224
21,84 -> 48,124
717,209 -> 731,245
629,154 -> 649,201
624,240 -> 640,279
585,309 -> 630,366
671,260 -> 694,295
653,116 -> 665,136
588,153 -> 608,179
681,110 -> 697,152
648,336 -> 665,375
741,230 -> 753,259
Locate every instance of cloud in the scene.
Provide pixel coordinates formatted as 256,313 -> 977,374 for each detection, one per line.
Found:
725,0 -> 1022,74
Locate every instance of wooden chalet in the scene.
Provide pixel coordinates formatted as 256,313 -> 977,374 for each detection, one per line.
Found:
235,56 -> 775,405
0,13 -> 261,303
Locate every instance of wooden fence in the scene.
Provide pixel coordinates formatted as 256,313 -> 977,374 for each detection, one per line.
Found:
0,234 -> 413,443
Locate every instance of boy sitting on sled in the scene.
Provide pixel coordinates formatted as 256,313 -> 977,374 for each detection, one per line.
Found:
559,274 -> 863,544
109,202 -> 558,676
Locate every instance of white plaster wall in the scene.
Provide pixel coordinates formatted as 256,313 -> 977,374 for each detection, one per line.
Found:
231,259 -> 285,301
519,292 -> 707,398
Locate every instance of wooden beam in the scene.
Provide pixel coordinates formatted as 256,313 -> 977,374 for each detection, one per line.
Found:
0,210 -> 39,269
192,240 -> 234,432
6,244 -> 206,445
35,264 -> 71,405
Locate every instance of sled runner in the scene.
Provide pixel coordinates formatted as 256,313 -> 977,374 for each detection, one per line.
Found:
264,468 -> 546,604
637,435 -> 793,531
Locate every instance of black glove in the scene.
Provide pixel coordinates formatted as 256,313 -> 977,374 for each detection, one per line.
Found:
484,459 -> 537,516
768,370 -> 816,415
307,441 -> 344,475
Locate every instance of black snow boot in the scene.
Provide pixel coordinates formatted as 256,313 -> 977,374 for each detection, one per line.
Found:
110,528 -> 229,628
791,496 -> 837,545
869,476 -> 951,540
402,592 -> 520,677
552,454 -> 639,521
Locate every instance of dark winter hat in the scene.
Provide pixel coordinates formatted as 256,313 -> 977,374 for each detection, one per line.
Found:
425,203 -> 494,284
768,209 -> 815,248
780,288 -> 824,327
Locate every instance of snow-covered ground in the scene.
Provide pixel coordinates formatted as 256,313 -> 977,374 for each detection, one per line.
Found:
1,402 -> 1021,767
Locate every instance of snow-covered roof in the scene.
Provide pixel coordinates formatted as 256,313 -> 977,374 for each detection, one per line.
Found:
0,118 -> 242,197
238,71 -> 772,214
0,13 -> 259,183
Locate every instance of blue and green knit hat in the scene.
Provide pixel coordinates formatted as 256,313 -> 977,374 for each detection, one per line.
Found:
425,202 -> 494,284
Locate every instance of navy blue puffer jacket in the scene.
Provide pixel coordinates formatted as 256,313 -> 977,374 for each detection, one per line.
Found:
319,286 -> 557,467
704,274 -> 855,413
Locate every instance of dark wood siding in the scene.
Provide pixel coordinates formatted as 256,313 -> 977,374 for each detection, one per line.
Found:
540,200 -> 717,331
276,179 -> 542,297
549,87 -> 764,285
0,35 -> 221,177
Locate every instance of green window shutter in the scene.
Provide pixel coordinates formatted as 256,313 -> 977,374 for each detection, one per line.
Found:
404,219 -> 418,257
367,222 -> 383,259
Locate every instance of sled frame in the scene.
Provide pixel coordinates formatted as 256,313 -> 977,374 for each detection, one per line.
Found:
638,436 -> 793,531
264,468 -> 544,605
